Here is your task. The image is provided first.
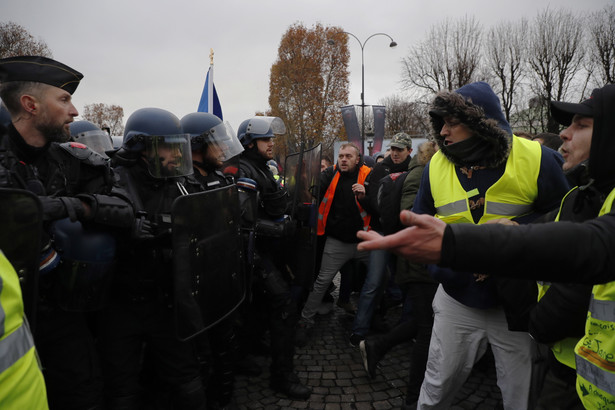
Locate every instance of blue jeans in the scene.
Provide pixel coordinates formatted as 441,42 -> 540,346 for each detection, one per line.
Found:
352,247 -> 390,336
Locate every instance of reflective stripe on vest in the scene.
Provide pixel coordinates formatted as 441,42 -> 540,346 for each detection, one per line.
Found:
429,135 -> 541,225
0,251 -> 35,375
317,164 -> 371,235
575,187 -> 615,407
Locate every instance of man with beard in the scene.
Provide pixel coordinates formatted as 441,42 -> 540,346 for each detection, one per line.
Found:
0,56 -> 135,409
99,107 -> 206,409
180,111 -> 244,408
297,142 -> 372,345
236,116 -> 312,400
373,82 -> 569,410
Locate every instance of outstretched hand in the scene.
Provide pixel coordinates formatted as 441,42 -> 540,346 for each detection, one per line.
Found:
357,210 -> 446,264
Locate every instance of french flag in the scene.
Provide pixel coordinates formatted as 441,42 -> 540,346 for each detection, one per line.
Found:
197,65 -> 223,120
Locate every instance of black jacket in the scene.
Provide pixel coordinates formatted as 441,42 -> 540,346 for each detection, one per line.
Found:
320,160 -> 370,243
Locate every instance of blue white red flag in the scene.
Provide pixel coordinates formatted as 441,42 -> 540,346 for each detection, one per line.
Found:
197,66 -> 223,120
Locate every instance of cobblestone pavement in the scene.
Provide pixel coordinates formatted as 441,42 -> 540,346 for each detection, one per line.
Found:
231,283 -> 504,409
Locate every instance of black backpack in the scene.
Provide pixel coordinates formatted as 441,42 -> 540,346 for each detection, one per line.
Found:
377,171 -> 409,235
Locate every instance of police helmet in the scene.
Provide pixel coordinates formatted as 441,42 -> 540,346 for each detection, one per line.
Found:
69,120 -> 114,157
122,107 -> 193,178
180,112 -> 244,160
237,116 -> 286,147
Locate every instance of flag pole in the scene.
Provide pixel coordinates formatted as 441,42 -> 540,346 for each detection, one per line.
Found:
208,48 -> 214,115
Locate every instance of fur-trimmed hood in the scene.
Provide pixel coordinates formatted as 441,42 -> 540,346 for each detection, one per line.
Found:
429,82 -> 512,168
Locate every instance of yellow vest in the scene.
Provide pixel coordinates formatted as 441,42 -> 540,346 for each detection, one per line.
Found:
429,135 -> 541,225
0,251 -> 48,410
535,187 -> 582,370
575,187 -> 615,409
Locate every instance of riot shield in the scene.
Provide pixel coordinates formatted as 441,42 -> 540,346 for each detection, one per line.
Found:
172,185 -> 245,341
0,188 -> 42,327
283,144 -> 321,290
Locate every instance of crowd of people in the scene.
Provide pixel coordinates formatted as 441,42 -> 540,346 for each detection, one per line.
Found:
0,53 -> 612,410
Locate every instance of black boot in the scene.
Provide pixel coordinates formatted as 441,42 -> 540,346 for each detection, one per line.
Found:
270,372 -> 312,400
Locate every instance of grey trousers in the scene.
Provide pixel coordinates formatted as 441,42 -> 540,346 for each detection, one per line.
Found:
301,236 -> 370,320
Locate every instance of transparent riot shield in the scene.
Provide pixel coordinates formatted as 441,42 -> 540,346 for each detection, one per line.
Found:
283,144 -> 321,290
172,185 -> 245,341
0,188 -> 42,327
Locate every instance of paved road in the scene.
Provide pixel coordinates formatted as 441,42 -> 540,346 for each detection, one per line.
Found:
231,283 -> 504,409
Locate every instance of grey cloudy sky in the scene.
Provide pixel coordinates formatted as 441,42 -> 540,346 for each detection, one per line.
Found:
2,0 -> 611,134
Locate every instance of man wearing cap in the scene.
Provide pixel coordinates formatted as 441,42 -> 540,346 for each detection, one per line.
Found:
389,81 -> 569,410
526,89 -> 599,409
357,84 -> 615,410
348,132 -> 413,347
0,56 -> 135,409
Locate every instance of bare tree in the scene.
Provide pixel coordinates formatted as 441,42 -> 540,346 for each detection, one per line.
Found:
402,16 -> 483,97
527,8 -> 586,133
269,23 -> 349,158
587,5 -> 615,86
484,19 -> 528,122
82,103 -> 124,136
0,21 -> 52,58
379,94 -> 430,137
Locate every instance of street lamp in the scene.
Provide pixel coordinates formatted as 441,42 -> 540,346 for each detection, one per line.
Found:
328,32 -> 397,155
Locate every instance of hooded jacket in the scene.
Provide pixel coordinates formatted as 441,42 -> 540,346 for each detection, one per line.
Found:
414,82 -> 570,309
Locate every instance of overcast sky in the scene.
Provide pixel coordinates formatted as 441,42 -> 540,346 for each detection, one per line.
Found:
2,0 -> 611,134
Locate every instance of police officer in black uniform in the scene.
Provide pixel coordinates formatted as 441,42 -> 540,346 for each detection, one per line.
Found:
0,56 -> 135,410
181,111 -> 245,409
98,107 -> 206,409
236,116 -> 311,400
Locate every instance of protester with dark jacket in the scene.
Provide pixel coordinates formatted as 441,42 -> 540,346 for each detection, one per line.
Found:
296,143 -> 371,346
349,133 -> 413,346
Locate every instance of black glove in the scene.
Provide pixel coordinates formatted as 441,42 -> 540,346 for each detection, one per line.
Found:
39,196 -> 86,222
132,213 -> 154,241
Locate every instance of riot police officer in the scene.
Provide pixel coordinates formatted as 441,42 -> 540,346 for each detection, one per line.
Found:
0,56 -> 135,410
236,116 -> 311,400
98,107 -> 206,409
180,111 -> 245,409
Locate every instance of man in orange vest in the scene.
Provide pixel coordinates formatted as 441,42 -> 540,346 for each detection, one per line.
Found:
296,142 -> 372,346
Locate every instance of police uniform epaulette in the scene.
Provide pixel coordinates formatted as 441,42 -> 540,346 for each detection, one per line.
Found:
58,141 -> 108,167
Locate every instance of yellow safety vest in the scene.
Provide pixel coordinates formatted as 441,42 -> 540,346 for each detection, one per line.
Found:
536,187 -> 581,370
429,135 -> 541,225
575,187 -> 615,409
0,251 -> 48,410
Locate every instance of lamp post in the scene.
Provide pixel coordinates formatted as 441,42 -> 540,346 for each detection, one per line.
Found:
328,32 -> 397,155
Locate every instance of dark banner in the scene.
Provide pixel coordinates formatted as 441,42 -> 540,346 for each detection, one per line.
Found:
372,105 -> 386,154
341,104 -> 362,154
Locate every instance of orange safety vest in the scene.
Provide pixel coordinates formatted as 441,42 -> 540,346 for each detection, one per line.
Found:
317,164 -> 371,236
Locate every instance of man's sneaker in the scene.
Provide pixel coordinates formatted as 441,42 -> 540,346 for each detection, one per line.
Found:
359,337 -> 385,379
270,372 -> 312,400
336,300 -> 357,315
348,333 -> 365,348
295,318 -> 314,347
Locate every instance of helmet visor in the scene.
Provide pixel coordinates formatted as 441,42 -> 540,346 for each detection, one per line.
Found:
246,116 -> 286,136
144,134 -> 193,178
72,130 -> 114,158
197,121 -> 244,162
